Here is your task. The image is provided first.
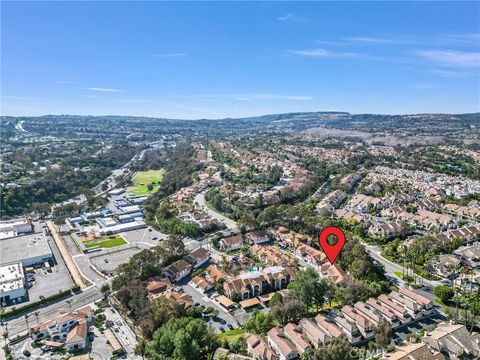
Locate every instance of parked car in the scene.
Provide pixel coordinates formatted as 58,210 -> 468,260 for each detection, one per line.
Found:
227,324 -> 234,330
219,327 -> 225,333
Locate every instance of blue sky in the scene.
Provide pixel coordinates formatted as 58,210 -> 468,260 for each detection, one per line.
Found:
1,1 -> 479,118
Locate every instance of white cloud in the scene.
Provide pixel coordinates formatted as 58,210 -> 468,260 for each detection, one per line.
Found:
427,68 -> 472,78
193,93 -> 314,101
86,87 -> 125,93
342,36 -> 401,44
288,48 -> 358,58
277,13 -> 295,21
416,50 -> 480,67
152,53 -> 187,58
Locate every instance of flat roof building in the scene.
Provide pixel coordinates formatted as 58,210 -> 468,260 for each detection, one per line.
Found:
0,217 -> 33,239
0,232 -> 54,267
0,262 -> 27,303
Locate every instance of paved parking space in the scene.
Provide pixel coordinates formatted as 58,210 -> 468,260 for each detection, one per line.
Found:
120,227 -> 168,246
90,247 -> 143,275
182,283 -> 240,332
392,313 -> 447,343
91,327 -> 114,360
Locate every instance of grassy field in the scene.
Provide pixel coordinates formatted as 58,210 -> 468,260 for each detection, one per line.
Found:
128,169 -> 165,195
84,237 -> 127,248
218,328 -> 249,344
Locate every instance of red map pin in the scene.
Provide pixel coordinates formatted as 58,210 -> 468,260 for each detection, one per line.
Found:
319,226 -> 346,264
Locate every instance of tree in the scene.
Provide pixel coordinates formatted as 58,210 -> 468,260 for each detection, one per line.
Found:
140,296 -> 186,339
434,285 -> 454,304
269,292 -> 283,308
288,268 -> 333,311
147,183 -> 154,192
334,280 -> 375,306
145,317 -> 218,360
33,311 -> 40,324
135,338 -> 148,360
100,283 -> 112,301
24,314 -> 30,331
271,293 -> 307,326
374,319 -> 392,349
312,337 -> 356,360
244,310 -> 275,334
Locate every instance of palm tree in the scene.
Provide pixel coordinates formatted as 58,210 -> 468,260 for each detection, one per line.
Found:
33,311 -> 40,324
66,300 -> 72,312
24,314 -> 30,332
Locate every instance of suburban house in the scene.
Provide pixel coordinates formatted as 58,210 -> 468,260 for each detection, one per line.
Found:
146,277 -> 173,299
223,266 -> 296,300
191,275 -> 213,292
247,230 -> 270,244
251,245 -> 293,267
368,221 -> 408,239
366,298 -> 401,329
398,288 -> 434,317
206,264 -> 227,282
427,254 -> 461,278
377,294 -> 412,324
422,323 -> 480,359
454,244 -> 480,269
247,334 -> 277,360
314,315 -> 346,340
299,318 -> 331,349
219,235 -> 244,252
31,306 -> 93,353
353,302 -> 382,327
267,328 -> 300,360
316,190 -> 347,212
331,315 -> 362,345
341,305 -> 374,340
283,324 -> 310,354
162,259 -> 192,282
340,174 -> 361,191
381,342 -> 445,360
184,247 -> 210,268
320,263 -> 350,284
295,244 -> 327,268
165,291 -> 194,309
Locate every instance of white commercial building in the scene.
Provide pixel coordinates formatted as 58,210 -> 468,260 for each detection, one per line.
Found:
0,217 -> 33,239
0,232 -> 54,267
0,263 -> 27,304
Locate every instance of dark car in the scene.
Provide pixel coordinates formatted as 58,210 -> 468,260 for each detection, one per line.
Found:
23,350 -> 31,357
227,324 -> 234,330
219,327 -> 225,333
219,319 -> 226,325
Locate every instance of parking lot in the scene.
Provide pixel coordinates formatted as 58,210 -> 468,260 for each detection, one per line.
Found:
3,238 -> 74,309
392,312 -> 447,343
90,247 -> 143,275
181,281 -> 242,333
120,226 -> 168,246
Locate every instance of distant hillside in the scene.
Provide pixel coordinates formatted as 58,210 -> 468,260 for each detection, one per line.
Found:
1,111 -> 479,141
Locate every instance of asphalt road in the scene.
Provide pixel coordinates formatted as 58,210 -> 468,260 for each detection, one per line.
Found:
1,286 -> 103,338
194,192 -> 238,229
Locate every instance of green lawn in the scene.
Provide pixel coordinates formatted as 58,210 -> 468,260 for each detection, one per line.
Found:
128,169 -> 165,195
84,237 -> 127,248
129,185 -> 160,195
132,169 -> 165,185
218,328 -> 249,344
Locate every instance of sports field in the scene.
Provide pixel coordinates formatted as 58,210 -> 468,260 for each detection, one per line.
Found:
128,169 -> 165,195
84,236 -> 127,248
